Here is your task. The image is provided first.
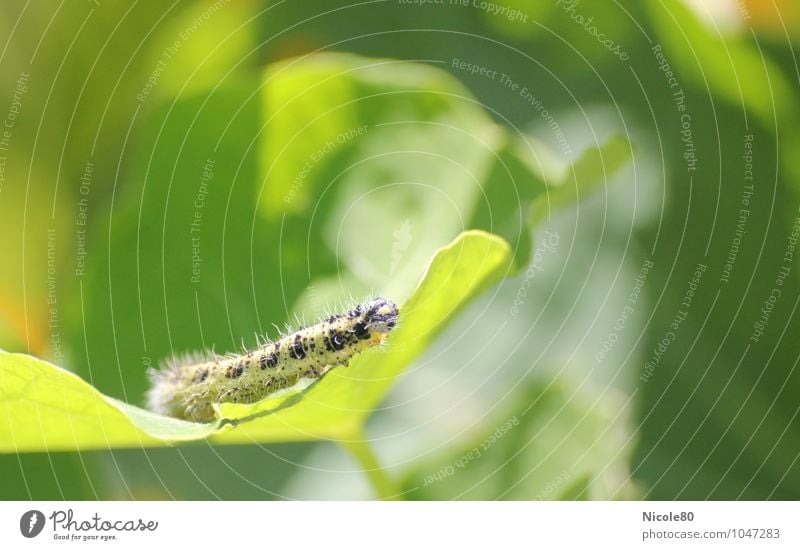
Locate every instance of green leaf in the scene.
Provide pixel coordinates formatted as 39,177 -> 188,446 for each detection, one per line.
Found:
0,230 -> 510,453
0,350 -> 219,453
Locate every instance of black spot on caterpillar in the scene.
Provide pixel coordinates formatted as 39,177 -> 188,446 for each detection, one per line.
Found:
260,352 -> 278,369
146,297 -> 399,422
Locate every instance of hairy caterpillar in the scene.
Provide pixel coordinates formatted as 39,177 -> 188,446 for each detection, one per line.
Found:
146,298 -> 399,422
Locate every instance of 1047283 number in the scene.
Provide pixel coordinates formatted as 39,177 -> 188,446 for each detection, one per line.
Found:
732,528 -> 780,539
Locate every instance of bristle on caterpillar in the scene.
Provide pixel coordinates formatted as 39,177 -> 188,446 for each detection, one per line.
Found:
146,297 -> 399,422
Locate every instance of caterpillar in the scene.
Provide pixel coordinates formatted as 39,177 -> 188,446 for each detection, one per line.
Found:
146,297 -> 399,422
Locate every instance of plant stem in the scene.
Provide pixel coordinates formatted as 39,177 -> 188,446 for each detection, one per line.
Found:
339,431 -> 400,500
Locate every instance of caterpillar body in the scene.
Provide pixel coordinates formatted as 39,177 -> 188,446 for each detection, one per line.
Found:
146,298 -> 399,422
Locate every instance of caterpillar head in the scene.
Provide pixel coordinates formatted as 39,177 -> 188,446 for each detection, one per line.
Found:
360,297 -> 399,334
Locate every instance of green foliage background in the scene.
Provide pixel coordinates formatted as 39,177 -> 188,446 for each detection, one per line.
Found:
0,0 -> 798,499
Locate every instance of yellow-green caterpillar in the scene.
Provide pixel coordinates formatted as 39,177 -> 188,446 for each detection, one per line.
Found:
146,298 -> 399,422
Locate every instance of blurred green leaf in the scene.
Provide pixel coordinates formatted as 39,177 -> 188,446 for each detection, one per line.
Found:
645,0 -> 797,127
556,474 -> 593,501
401,377 -> 637,500
1,230 -> 510,452
466,132 -> 557,269
259,53 -> 629,284
147,0 -> 258,99
531,134 -> 631,226
259,53 -> 505,300
260,53 -> 494,217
